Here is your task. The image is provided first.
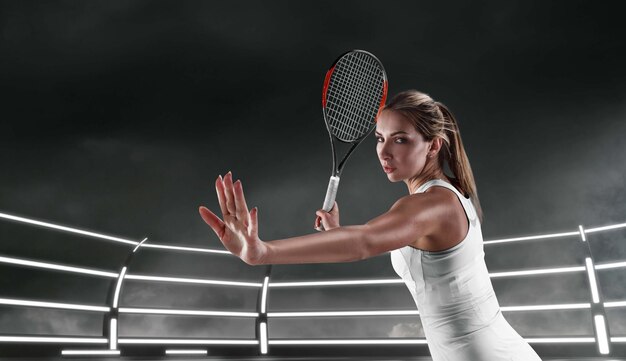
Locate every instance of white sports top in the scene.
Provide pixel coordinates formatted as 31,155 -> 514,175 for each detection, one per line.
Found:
390,179 -> 541,361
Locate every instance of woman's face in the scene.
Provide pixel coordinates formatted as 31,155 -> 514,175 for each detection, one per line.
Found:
375,110 -> 432,182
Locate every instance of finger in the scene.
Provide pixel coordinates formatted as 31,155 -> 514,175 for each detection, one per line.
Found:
249,207 -> 258,237
215,175 -> 229,216
199,206 -> 225,239
233,179 -> 250,222
223,172 -> 236,215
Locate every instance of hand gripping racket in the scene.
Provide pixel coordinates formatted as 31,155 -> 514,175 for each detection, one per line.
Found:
315,50 -> 388,231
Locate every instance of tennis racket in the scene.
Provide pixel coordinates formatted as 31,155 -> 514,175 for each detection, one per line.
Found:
315,50 -> 388,231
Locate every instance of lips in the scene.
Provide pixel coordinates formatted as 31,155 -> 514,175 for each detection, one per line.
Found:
383,166 -> 395,173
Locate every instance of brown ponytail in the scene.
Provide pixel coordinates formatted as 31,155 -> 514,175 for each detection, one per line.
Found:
384,90 -> 483,223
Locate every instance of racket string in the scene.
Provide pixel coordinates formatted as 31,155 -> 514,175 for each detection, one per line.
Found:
325,51 -> 385,142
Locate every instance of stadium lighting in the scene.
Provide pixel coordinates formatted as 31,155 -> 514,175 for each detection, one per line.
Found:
484,231 -> 579,245
124,274 -> 261,288
269,279 -> 403,288
525,337 -> 595,343
61,349 -> 120,356
119,307 -> 258,318
489,266 -> 585,278
579,225 -> 587,242
0,336 -> 106,343
269,339 -> 428,345
0,255 -> 117,278
585,222 -> 626,233
261,276 -> 269,314
141,243 -> 230,254
165,349 -> 208,355
0,297 -> 109,312
585,258 -> 600,303
268,310 -> 420,317
112,267 -> 127,308
109,318 -> 117,350
594,315 -> 610,354
500,303 -> 590,312
0,212 -> 138,245
118,338 -> 258,345
259,322 -> 268,354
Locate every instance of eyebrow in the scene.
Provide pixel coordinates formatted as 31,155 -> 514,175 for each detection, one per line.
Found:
374,131 -> 409,136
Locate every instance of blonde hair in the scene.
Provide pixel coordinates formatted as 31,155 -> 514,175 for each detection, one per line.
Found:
383,90 -> 483,223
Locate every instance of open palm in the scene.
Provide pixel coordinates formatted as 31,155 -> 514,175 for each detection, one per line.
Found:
199,172 -> 267,265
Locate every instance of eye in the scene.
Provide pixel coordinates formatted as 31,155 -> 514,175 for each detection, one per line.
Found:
375,136 -> 383,142
394,138 -> 406,143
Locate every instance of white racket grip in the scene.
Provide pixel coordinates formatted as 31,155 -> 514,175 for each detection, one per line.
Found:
322,176 -> 340,212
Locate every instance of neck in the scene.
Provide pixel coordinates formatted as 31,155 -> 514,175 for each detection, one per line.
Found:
405,160 -> 447,194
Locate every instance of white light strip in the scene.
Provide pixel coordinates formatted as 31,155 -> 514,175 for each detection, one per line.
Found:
261,276 -> 269,314
585,258 -> 600,303
269,279 -> 403,288
604,301 -> 626,308
0,336 -> 106,343
579,225 -> 586,242
133,237 -> 149,253
119,307 -> 258,318
613,337 -> 626,343
260,322 -> 268,355
109,318 -> 117,350
0,212 -> 138,245
0,255 -> 118,278
269,339 -> 428,345
125,274 -> 261,288
595,261 -> 626,270
112,267 -> 127,308
62,350 -> 120,356
141,243 -> 230,254
489,266 -> 585,278
118,338 -> 258,345
524,337 -> 595,343
585,222 -> 626,233
594,315 -> 610,355
165,349 -> 208,355
501,303 -> 590,312
484,231 -> 579,245
0,297 -> 109,312
268,310 -> 420,317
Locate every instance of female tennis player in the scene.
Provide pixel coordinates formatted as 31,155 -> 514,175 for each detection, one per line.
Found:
199,90 -> 542,361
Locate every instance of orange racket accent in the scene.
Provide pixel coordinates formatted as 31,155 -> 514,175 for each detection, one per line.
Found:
375,79 -> 389,121
321,65 -> 335,108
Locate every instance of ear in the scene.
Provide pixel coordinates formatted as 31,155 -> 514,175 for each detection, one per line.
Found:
429,137 -> 444,155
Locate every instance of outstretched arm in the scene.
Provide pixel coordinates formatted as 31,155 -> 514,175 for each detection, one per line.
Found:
199,172 -> 439,265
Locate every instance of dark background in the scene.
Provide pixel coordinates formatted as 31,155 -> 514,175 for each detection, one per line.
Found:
1,0 -> 625,350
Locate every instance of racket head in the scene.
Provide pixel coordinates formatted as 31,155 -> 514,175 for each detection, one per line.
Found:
322,50 -> 388,144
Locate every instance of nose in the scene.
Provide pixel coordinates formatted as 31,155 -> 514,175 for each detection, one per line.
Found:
377,140 -> 392,161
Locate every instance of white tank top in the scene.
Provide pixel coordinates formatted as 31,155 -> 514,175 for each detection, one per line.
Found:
390,178 -> 501,337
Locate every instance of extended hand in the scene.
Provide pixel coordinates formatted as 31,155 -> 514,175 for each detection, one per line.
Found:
199,172 -> 267,265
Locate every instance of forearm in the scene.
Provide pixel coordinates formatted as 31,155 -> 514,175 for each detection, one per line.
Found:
260,225 -> 369,265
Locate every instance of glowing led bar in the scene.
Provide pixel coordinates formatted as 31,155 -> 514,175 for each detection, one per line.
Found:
489,266 -> 584,278
269,279 -> 403,288
165,349 -> 208,355
269,310 -> 420,317
259,322 -> 268,354
585,222 -> 626,233
0,255 -> 118,278
0,212 -> 138,245
141,243 -> 230,254
578,225 -> 586,242
119,307 -> 258,318
261,276 -> 269,314
524,337 -> 595,343
118,338 -> 258,345
585,258 -> 600,303
484,231 -> 579,245
0,336 -> 106,343
595,261 -> 626,270
269,339 -> 428,345
132,237 -> 148,253
62,349 -> 120,356
125,274 -> 261,288
109,318 -> 117,350
613,337 -> 626,342
112,267 -> 127,308
0,297 -> 109,312
500,303 -> 590,312
604,301 -> 626,308
594,315 -> 610,355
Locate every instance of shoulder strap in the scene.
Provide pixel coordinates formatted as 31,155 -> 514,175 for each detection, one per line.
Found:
415,179 -> 478,222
